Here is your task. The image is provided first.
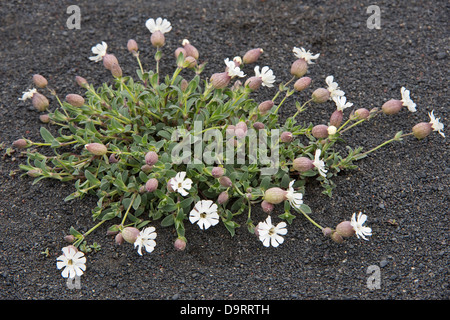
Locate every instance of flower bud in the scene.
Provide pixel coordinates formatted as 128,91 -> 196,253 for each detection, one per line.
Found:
311,88 -> 330,103
264,187 -> 287,204
253,122 -> 265,130
235,128 -> 246,139
210,72 -> 231,89
290,58 -> 308,77
219,176 -> 232,187
212,167 -> 225,178
182,39 -> 199,59
412,122 -> 432,140
175,47 -> 187,59
13,139 -> 29,148
335,221 -> 355,238
27,169 -> 42,177
115,232 -> 124,245
331,231 -> 344,244
244,76 -> 262,91
145,151 -> 158,166
32,92 -> 49,112
109,153 -> 119,163
293,76 -> 311,91
226,125 -> 236,136
217,191 -> 229,204
167,178 -> 175,192
280,131 -> 294,143
242,48 -> 263,65
110,63 -> 123,78
292,157 -> 314,172
32,74 -> 48,88
183,56 -> 197,69
322,227 -> 332,237
65,94 -> 85,107
329,110 -> 343,127
102,53 -> 119,70
64,235 -> 75,243
355,108 -> 370,119
141,164 -> 153,174
39,114 -> 50,123
235,121 -> 248,133
261,200 -> 274,213
382,99 -> 403,115
311,124 -> 329,139
121,227 -> 140,244
127,39 -> 138,53
75,76 -> 89,89
174,238 -> 187,251
85,143 -> 107,156
145,178 -> 159,192
233,56 -> 242,67
106,225 -> 120,236
327,125 -> 337,136
180,79 -> 189,91
258,100 -> 274,115
151,30 -> 165,47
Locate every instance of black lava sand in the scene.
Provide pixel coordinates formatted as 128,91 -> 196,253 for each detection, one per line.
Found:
0,0 -> 448,307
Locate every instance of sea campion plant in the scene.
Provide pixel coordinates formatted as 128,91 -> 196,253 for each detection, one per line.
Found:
13,18 -> 445,279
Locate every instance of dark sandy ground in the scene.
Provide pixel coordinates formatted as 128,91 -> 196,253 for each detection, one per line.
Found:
0,0 -> 448,308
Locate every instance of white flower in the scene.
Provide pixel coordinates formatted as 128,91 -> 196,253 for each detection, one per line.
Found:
257,216 -> 287,248
170,171 -> 193,196
333,95 -> 353,112
189,200 -> 220,230
400,87 -> 416,112
134,227 -> 157,256
224,58 -> 246,78
327,125 -> 337,135
350,212 -> 372,240
56,246 -> 86,279
254,66 -> 276,87
326,75 -> 345,100
428,110 -> 445,138
145,17 -> 172,34
292,47 -> 320,64
89,41 -> 108,62
18,88 -> 37,101
313,149 -> 327,178
285,180 -> 303,209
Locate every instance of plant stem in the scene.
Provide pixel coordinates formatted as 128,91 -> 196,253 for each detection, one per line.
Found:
121,193 -> 137,225
296,206 -> 323,230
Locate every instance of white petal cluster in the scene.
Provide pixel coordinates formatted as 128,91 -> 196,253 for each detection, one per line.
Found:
145,17 -> 172,34
89,41 -> 108,62
170,171 -> 193,196
428,110 -> 445,138
350,212 -> 372,240
18,88 -> 37,101
400,87 -> 417,112
285,180 -> 303,209
254,66 -> 276,87
56,246 -> 86,279
257,216 -> 287,247
224,58 -> 246,78
333,95 -> 353,112
189,200 -> 220,230
326,75 -> 345,100
313,149 -> 327,178
134,227 -> 157,256
293,47 -> 320,64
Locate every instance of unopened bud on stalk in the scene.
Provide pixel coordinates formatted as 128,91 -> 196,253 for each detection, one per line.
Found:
355,108 -> 370,119
127,39 -> 138,53
110,63 -> 123,78
335,221 -> 355,238
75,76 -> 88,89
242,48 -> 263,65
311,88 -> 330,103
121,227 -> 140,244
151,30 -> 165,47
141,164 -> 153,173
180,79 -> 189,91
64,235 -> 75,243
102,53 -> 119,71
261,200 -> 274,213
32,74 -> 48,88
175,47 -> 187,59
292,157 -> 314,172
322,227 -> 333,237
212,167 -> 225,178
412,122 -> 432,140
39,114 -> 50,123
182,39 -> 199,59
294,76 -> 311,91
85,143 -> 107,156
174,238 -> 186,251
258,100 -> 274,115
210,72 -> 231,89
27,169 -> 42,177
145,151 -> 158,166
145,178 -> 159,192
382,99 -> 403,115
253,122 -> 265,130
311,124 -> 329,139
280,131 -> 294,143
264,187 -> 287,204
32,92 -> 49,111
233,56 -> 242,67
65,94 -> 85,107
329,110 -> 343,127
115,233 -> 124,245
244,76 -> 262,91
331,231 -> 344,244
183,56 -> 197,69
217,191 -> 229,204
219,176 -> 232,187
13,138 -> 29,148
290,58 -> 308,77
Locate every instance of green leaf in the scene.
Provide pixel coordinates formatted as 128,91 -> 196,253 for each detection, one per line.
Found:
40,127 -> 55,143
161,214 -> 175,227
